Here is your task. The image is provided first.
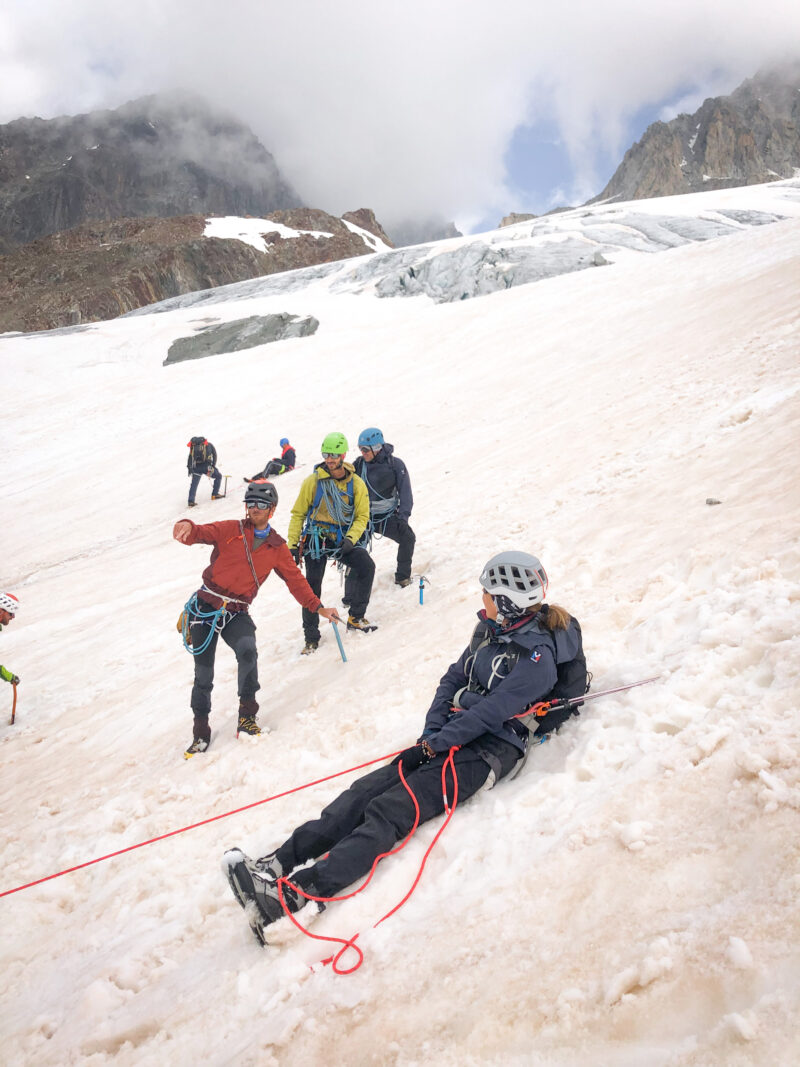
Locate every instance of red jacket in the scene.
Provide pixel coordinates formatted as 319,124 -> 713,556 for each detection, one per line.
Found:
183,519 -> 321,612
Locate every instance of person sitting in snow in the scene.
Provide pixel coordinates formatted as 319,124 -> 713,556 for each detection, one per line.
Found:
223,550 -> 587,945
174,480 -> 341,758
0,591 -> 20,688
245,437 -> 296,482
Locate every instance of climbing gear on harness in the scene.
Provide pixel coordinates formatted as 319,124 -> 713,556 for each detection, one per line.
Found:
321,431 -> 348,454
180,594 -> 234,655
358,427 -> 384,451
480,551 -> 548,616
302,476 -> 356,559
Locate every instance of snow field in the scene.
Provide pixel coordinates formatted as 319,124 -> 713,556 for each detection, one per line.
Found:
1,183 -> 799,1065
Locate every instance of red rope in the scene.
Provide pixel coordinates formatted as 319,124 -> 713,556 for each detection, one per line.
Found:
0,746 -> 405,899
282,747 -> 461,975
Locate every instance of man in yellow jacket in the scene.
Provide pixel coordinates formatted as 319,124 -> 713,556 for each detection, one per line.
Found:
288,432 -> 376,654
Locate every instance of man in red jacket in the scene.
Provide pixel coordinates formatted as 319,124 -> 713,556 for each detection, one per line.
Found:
174,480 -> 340,758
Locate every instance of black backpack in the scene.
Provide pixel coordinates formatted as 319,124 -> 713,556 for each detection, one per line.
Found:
190,437 -> 208,465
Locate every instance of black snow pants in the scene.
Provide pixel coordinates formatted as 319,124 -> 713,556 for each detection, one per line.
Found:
190,605 -> 259,720
276,736 -> 521,899
302,540 -> 375,641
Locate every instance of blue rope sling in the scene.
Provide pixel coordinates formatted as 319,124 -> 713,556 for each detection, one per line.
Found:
181,593 -> 232,655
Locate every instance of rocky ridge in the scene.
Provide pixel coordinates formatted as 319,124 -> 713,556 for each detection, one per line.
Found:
596,62 -> 800,203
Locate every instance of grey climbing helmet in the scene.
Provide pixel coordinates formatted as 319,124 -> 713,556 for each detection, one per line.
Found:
480,551 -> 548,616
244,480 -> 279,508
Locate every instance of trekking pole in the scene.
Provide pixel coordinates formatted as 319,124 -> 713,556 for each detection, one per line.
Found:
10,682 -> 17,725
222,475 -> 229,498
332,620 -> 347,663
520,676 -> 660,720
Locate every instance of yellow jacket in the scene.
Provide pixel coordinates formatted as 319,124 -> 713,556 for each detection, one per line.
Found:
288,463 -> 371,548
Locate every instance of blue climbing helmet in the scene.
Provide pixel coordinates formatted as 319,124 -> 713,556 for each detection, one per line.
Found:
279,437 -> 289,447
358,427 -> 384,451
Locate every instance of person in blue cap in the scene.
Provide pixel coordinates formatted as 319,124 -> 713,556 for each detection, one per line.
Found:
246,438 -> 297,482
352,427 -> 415,588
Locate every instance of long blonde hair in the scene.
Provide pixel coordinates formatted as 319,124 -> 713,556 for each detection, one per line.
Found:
532,603 -> 571,630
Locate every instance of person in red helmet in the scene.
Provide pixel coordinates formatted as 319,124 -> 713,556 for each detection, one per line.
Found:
0,592 -> 20,687
174,481 -> 340,758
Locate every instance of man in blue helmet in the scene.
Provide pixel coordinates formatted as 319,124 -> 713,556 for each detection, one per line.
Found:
246,438 -> 297,482
352,427 -> 416,589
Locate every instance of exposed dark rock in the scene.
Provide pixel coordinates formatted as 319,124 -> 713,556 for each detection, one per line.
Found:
498,212 -> 538,228
164,313 -> 319,364
595,61 -> 800,203
0,207 -> 391,333
0,91 -> 300,249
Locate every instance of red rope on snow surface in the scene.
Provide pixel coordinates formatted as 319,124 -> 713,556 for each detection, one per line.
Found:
0,746 -> 405,899
284,747 -> 461,975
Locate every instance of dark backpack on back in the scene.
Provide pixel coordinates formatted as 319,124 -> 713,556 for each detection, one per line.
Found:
190,437 -> 208,465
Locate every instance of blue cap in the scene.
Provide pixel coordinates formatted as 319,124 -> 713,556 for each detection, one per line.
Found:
358,427 -> 384,449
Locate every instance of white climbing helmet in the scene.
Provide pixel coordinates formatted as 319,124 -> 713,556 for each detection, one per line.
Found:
0,592 -> 19,616
480,552 -> 548,616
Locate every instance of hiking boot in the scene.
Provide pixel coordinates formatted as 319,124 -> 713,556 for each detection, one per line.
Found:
187,501 -> 198,508
223,848 -> 305,944
254,850 -> 284,882
301,640 -> 319,655
347,614 -> 377,633
237,715 -> 261,737
184,737 -> 209,759
211,494 -> 223,500
395,577 -> 413,588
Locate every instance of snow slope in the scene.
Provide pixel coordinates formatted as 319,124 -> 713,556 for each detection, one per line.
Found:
1,180 -> 799,1067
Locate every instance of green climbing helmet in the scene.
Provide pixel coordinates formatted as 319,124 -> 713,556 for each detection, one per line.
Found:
321,431 -> 348,455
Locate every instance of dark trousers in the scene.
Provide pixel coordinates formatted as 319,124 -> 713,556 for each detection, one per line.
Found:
189,468 -> 222,503
190,609 -> 259,719
377,515 -> 416,582
302,543 -> 375,641
277,740 -> 520,899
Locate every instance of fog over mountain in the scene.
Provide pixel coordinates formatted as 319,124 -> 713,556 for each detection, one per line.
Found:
3,1 -> 800,228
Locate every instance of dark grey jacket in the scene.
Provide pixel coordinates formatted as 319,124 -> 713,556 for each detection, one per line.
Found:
422,609 -> 584,754
353,444 -> 413,521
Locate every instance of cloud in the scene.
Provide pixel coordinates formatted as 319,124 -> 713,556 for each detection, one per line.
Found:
3,1 -> 800,229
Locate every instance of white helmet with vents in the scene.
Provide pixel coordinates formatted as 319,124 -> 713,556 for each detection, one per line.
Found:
480,552 -> 548,616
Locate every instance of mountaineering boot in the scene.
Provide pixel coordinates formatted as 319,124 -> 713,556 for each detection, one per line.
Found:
187,501 -> 198,508
223,848 -> 305,944
395,577 -> 413,588
237,698 -> 261,737
254,850 -> 284,882
211,494 -> 223,500
347,614 -> 377,633
301,640 -> 319,655
184,716 -> 211,759
237,715 -> 262,737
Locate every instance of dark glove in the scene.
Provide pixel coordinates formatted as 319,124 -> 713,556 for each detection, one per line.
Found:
392,741 -> 435,772
11,675 -> 19,686
339,538 -> 355,556
290,547 -> 301,564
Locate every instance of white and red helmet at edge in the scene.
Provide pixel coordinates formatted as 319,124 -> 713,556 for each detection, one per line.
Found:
0,592 -> 19,616
479,551 -> 548,617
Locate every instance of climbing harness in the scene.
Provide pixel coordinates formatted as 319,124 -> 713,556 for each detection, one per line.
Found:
302,476 -> 357,559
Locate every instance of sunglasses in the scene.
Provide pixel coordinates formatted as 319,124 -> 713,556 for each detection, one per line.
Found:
359,446 -> 374,454
246,500 -> 272,510
322,452 -> 344,459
